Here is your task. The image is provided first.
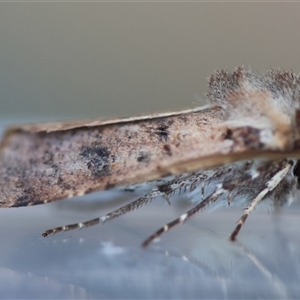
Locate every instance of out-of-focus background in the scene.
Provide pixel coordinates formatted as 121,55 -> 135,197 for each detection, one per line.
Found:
1,2 -> 300,299
1,3 -> 300,122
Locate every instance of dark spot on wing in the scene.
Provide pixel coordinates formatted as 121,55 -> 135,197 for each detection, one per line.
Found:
125,130 -> 138,140
230,127 -> 263,149
224,128 -> 233,140
137,151 -> 151,163
42,151 -> 54,165
163,144 -> 172,156
14,195 -> 32,207
105,182 -> 116,190
14,193 -> 44,207
156,124 -> 169,142
57,176 -> 72,190
80,146 -> 111,178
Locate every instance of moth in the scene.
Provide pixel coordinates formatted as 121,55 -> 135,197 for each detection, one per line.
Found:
1,66 -> 300,247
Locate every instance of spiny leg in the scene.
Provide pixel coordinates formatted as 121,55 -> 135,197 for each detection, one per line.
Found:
42,173 -> 202,237
142,184 -> 225,247
42,188 -> 163,237
142,161 -> 292,247
141,170 -> 258,247
230,161 -> 292,241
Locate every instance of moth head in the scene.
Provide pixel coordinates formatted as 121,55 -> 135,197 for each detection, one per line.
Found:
207,66 -> 300,150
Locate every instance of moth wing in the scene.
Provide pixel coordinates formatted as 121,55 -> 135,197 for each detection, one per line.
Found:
1,104 -> 299,208
4,107 -> 205,134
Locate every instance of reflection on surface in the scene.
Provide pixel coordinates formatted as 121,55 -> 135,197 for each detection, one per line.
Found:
0,190 -> 300,299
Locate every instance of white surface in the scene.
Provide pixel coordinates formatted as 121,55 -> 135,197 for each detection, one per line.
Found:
0,189 -> 300,299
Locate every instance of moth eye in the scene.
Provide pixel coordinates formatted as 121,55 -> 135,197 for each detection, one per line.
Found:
293,160 -> 300,188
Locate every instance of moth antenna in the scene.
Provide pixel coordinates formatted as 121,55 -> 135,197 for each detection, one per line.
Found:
230,161 -> 292,241
142,185 -> 225,247
42,188 -> 163,237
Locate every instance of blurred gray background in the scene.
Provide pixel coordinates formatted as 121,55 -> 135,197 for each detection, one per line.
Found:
1,3 -> 300,124
1,2 -> 300,299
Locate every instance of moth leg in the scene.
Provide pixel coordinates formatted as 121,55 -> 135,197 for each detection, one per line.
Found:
230,161 -> 292,241
142,184 -> 225,247
42,188 -> 163,237
226,190 -> 232,206
201,182 -> 205,201
42,173 -> 203,237
162,193 -> 171,205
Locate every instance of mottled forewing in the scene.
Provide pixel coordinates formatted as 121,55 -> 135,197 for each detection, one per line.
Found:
0,107 -> 294,208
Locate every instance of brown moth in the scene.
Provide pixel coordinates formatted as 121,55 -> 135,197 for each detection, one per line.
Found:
1,66 -> 300,247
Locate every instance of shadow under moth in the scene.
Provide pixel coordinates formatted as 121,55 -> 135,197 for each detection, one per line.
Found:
1,67 -> 300,247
